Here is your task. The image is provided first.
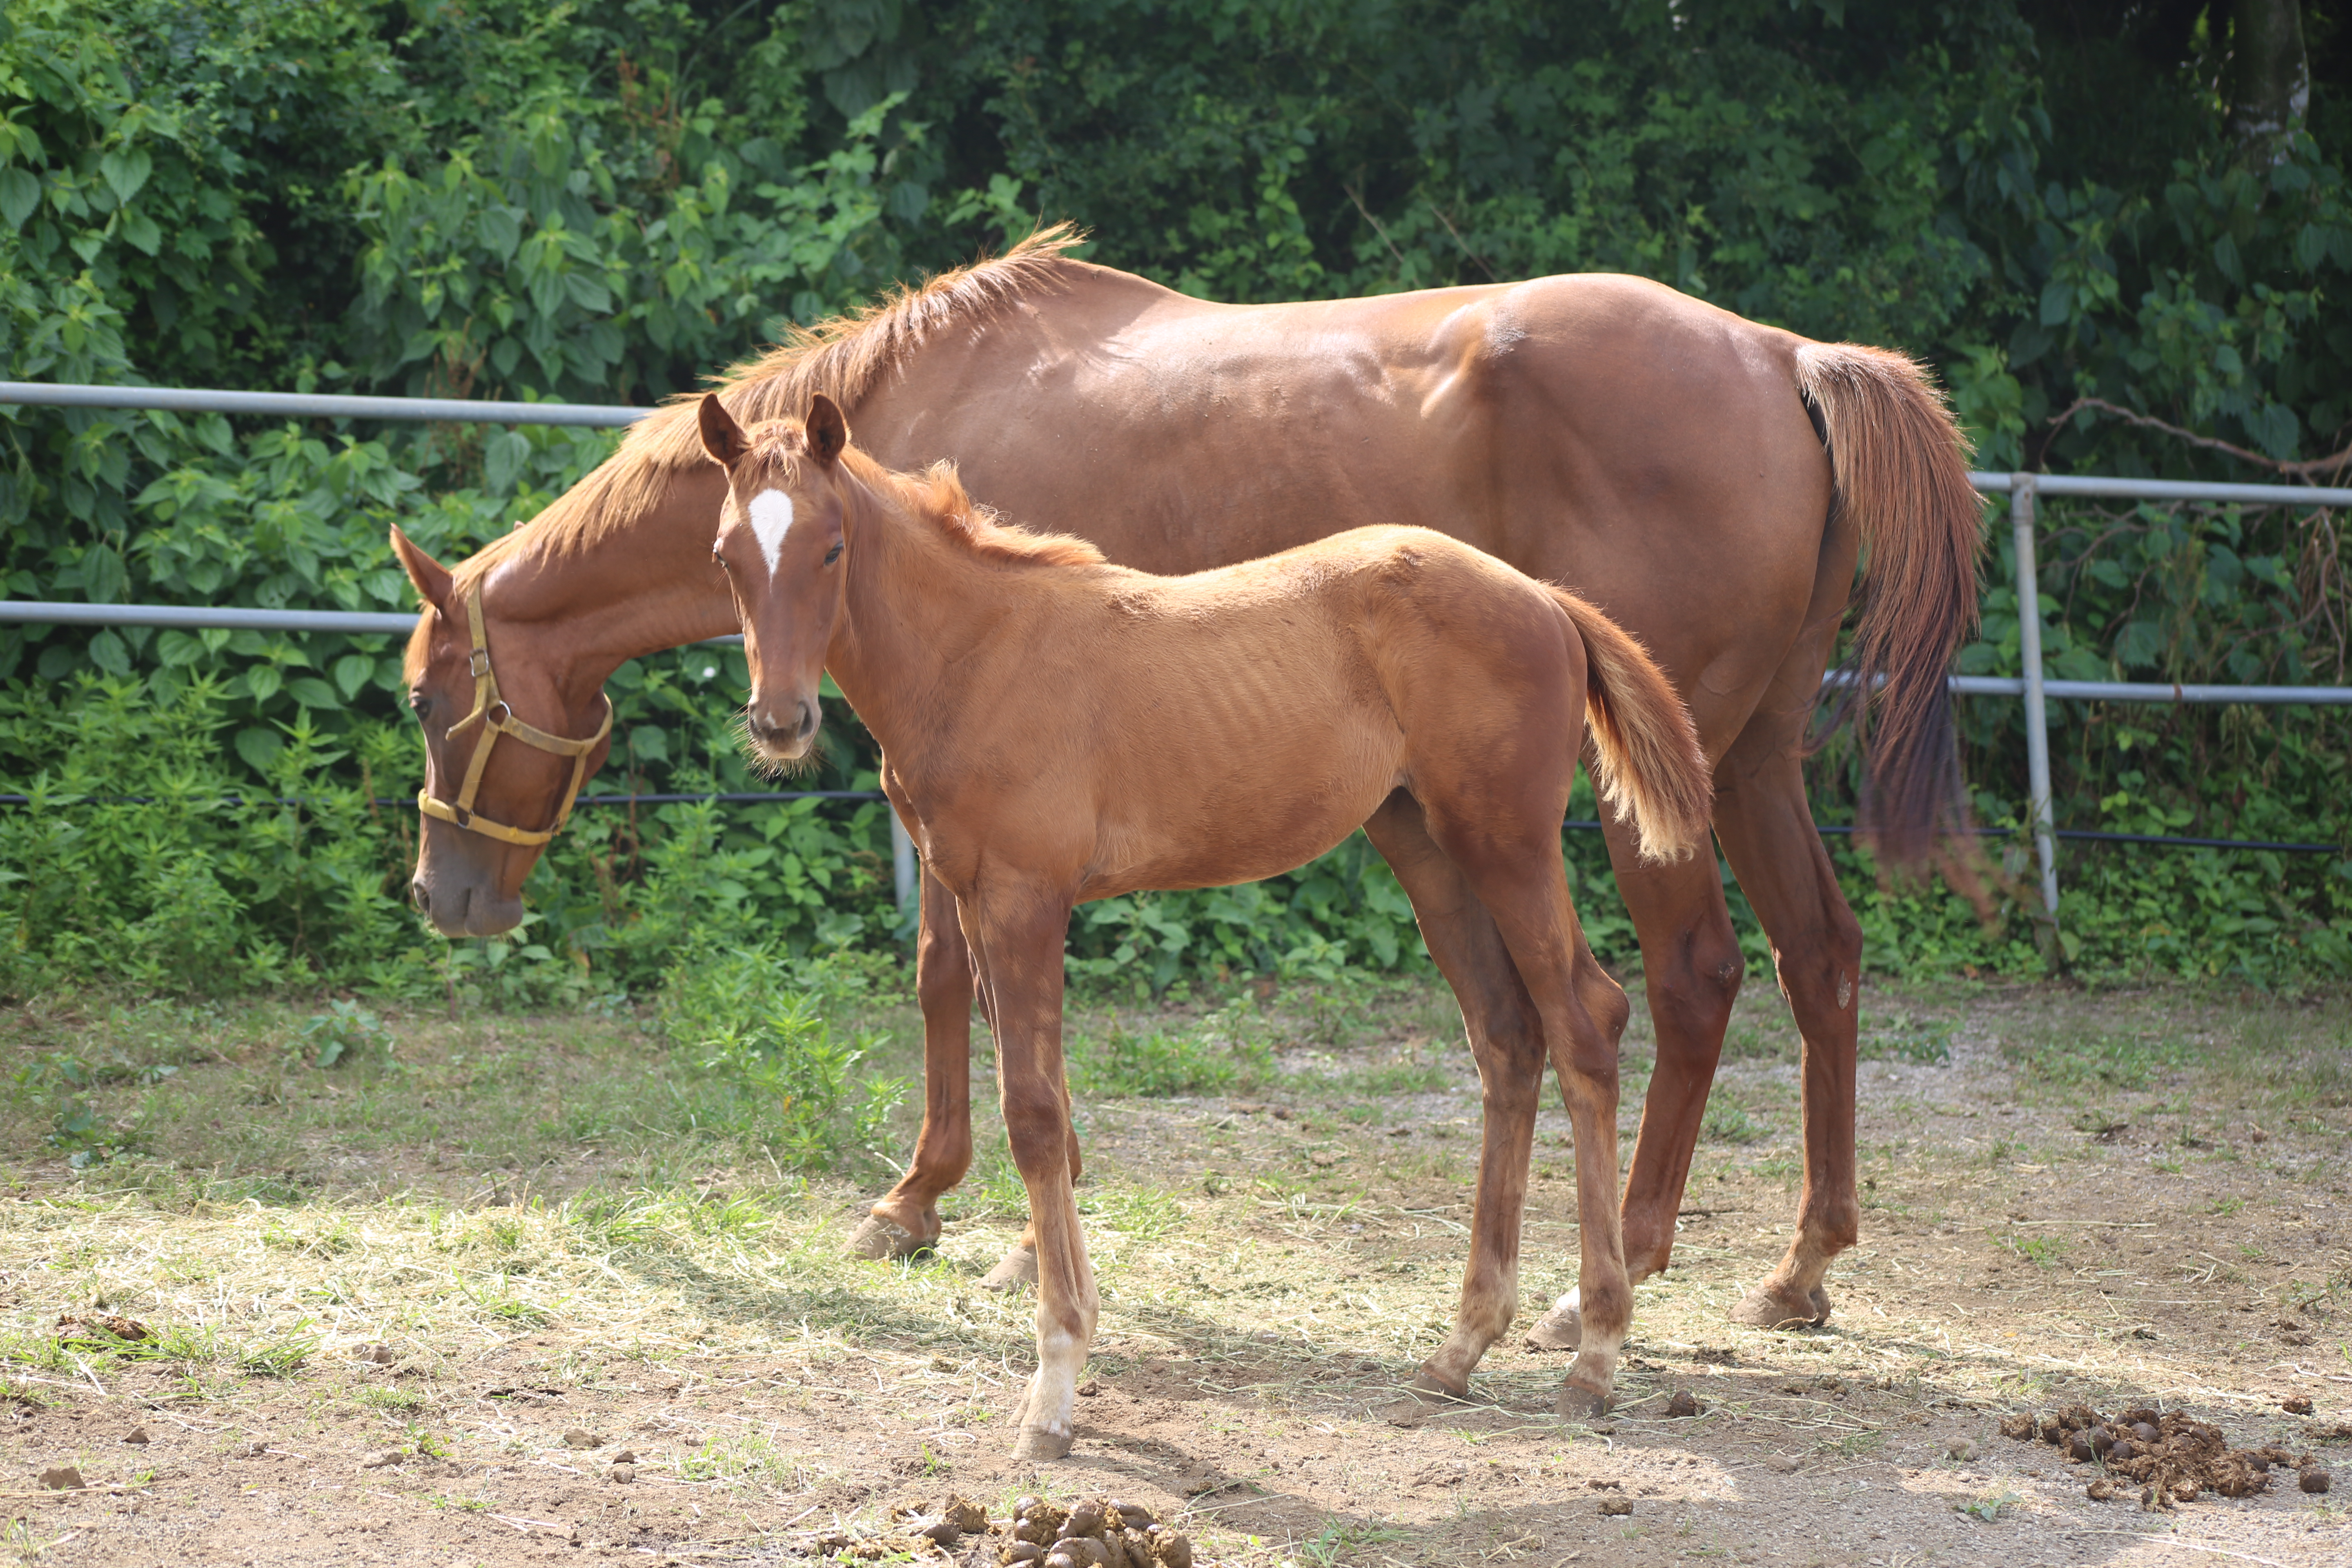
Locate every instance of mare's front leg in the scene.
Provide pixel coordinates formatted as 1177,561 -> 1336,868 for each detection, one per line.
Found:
961,887 -> 1097,1460
1362,793 -> 1547,1403
851,864 -> 973,1258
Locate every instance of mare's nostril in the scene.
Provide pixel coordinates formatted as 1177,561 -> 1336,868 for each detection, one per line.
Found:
410,881 -> 430,916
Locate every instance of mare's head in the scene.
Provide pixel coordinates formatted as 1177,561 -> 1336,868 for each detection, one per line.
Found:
389,530 -> 616,938
698,392 -> 852,771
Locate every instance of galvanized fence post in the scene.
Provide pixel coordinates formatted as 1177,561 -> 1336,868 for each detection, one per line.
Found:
891,814 -> 918,917
2011,472 -> 2060,924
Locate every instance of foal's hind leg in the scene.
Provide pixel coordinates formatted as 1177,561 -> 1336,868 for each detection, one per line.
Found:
1362,793 -> 1548,1402
1421,800 -> 1635,1417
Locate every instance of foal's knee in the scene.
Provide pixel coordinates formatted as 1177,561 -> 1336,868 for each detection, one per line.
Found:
1000,1083 -> 1070,1175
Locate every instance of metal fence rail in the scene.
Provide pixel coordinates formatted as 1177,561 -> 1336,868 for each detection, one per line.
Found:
6,383 -> 2350,924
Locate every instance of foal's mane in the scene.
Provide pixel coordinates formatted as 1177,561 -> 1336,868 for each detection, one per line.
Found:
475,223 -> 1088,578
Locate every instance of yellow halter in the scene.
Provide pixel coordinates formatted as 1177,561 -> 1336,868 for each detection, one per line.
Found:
415,584 -> 613,848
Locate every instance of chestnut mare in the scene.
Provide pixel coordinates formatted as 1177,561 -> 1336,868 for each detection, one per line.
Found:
696,392 -> 1712,1452
394,228 -> 1981,1368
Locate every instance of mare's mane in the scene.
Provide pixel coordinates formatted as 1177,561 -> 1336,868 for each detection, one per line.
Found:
739,422 -> 1105,570
459,224 -> 1088,586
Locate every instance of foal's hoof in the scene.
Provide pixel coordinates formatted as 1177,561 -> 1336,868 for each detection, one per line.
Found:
1554,1382 -> 1612,1421
1525,1301 -> 1581,1351
980,1241 -> 1039,1292
1381,1371 -> 1469,1427
846,1214 -> 937,1261
1730,1281 -> 1833,1330
1011,1425 -> 1074,1462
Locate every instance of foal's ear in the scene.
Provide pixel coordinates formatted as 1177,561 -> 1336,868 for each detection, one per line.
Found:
389,525 -> 453,612
805,394 -> 850,466
697,393 -> 751,467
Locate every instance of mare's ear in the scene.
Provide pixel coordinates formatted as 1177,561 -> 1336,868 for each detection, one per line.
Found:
389,525 -> 453,612
698,393 -> 751,467
805,394 -> 850,466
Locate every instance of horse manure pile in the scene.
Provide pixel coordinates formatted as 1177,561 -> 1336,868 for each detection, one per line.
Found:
2000,1404 -> 2330,1508
806,1494 -> 1207,1566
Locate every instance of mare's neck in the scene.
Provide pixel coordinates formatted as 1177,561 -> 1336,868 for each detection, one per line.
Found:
488,463 -> 738,710
821,474 -> 1022,774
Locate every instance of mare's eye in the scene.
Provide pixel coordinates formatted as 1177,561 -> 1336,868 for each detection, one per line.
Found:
408,692 -> 430,715
823,542 -> 843,565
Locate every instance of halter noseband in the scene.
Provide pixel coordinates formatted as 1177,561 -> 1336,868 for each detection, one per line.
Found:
415,584 -> 613,848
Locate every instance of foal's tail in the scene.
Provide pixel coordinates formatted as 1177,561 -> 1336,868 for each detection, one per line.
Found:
1549,589 -> 1714,864
1792,342 -> 1984,868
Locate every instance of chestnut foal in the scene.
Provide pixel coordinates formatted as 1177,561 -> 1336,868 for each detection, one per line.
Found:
696,393 -> 1712,1457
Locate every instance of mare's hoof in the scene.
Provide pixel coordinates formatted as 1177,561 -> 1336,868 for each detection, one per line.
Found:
1525,1302 -> 1581,1351
980,1242 -> 1039,1292
846,1214 -> 937,1261
1555,1382 -> 1612,1421
1729,1282 -> 1832,1330
1011,1426 -> 1073,1462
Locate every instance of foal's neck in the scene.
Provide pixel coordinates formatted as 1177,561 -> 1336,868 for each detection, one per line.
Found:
823,474 -> 1040,766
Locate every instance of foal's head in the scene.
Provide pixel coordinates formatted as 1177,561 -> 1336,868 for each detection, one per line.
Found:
698,392 -> 852,770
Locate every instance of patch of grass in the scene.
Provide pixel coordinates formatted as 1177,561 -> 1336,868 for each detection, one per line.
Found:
2002,1233 -> 2069,1268
1859,1010 -> 1955,1065
2002,1027 -> 2186,1091
1068,1008 -> 1271,1098
1701,1099 -> 1766,1144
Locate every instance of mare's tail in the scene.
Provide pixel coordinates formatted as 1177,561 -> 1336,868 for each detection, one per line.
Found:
1791,342 -> 1985,868
1549,588 -> 1713,864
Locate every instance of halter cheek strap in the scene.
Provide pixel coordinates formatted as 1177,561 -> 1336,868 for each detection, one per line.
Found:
415,584 -> 614,848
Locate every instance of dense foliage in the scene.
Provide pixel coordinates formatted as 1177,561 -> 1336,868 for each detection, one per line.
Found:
2,0 -> 2348,999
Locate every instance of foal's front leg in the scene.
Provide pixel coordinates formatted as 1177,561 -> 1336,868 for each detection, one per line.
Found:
962,889 -> 1097,1460
851,865 -> 974,1258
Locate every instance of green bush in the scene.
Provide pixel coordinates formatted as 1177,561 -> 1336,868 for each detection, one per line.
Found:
654,943 -> 905,1167
0,1 -> 2347,996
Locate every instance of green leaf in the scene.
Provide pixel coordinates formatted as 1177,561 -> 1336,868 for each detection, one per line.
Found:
234,726 -> 284,773
156,629 -> 206,667
0,167 -> 36,231
245,664 -> 285,702
81,544 -> 126,604
98,146 -> 152,206
332,653 -> 373,701
288,677 -> 343,709
478,205 -> 522,261
87,628 -> 129,676
118,209 -> 161,255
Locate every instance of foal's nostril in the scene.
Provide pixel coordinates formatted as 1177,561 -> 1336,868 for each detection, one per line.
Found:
795,702 -> 815,739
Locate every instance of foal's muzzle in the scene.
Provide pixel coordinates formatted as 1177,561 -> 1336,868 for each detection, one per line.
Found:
748,699 -> 818,758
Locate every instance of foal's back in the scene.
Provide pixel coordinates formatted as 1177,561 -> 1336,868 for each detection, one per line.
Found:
951,524 -> 1586,899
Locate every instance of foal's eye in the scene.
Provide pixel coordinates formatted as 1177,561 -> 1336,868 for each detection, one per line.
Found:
823,542 -> 843,565
408,692 -> 429,715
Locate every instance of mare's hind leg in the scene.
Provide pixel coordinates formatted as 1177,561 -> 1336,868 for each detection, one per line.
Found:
1709,678 -> 1862,1330
1361,792 -> 1548,1401
1420,796 -> 1635,1417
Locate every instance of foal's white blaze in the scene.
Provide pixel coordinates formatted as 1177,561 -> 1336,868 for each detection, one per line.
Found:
746,488 -> 795,577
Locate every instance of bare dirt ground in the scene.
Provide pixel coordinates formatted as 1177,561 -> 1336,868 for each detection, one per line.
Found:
2,973 -> 2347,1568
